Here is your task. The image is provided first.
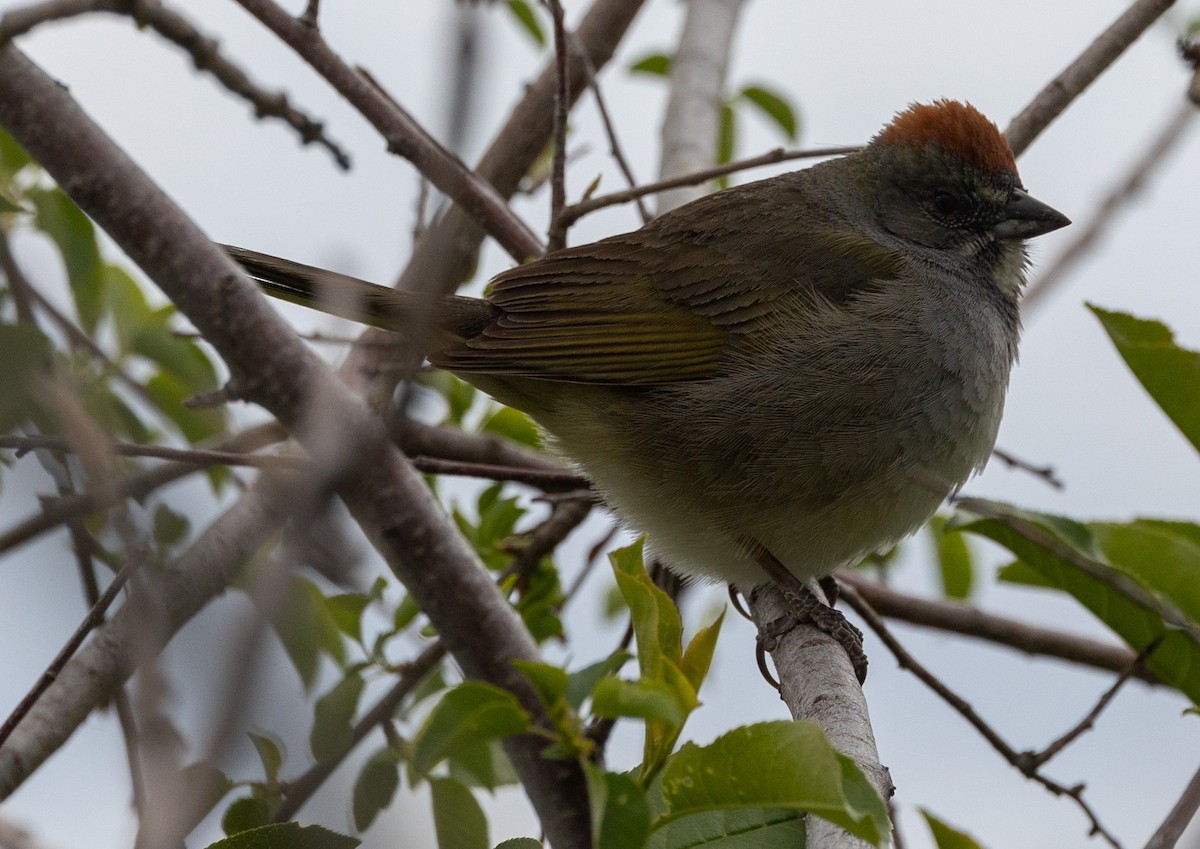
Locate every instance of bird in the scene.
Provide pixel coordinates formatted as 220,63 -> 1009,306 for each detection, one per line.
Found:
227,100 -> 1069,682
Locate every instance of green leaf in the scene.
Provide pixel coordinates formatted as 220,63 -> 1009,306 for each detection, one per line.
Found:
921,809 -> 987,849
131,319 -> 220,394
587,765 -> 652,849
83,382 -> 153,443
738,85 -> 799,140
105,263 -> 155,354
513,660 -> 570,708
655,721 -> 889,847
178,762 -> 233,824
506,0 -> 546,48
493,840 -> 543,849
0,127 -> 32,178
647,808 -> 805,849
592,677 -> 684,724
144,371 -> 226,444
448,738 -> 519,790
0,324 -> 51,431
311,673 -> 365,762
352,746 -> 401,831
630,53 -> 672,76
930,514 -> 973,599
410,682 -> 531,780
431,777 -> 489,849
267,576 -> 348,690
681,611 -> 724,693
247,732 -> 284,781
514,558 -> 564,642
481,405 -> 541,450
153,503 -> 191,548
220,796 -> 272,837
203,822 -> 359,849
611,540 -> 683,677
564,652 -> 632,710
326,593 -> 372,645
717,103 -> 736,169
31,187 -> 105,332
962,503 -> 1200,703
1090,305 -> 1200,454
0,188 -> 28,214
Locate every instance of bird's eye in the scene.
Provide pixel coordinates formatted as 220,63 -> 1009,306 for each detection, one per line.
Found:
931,190 -> 966,218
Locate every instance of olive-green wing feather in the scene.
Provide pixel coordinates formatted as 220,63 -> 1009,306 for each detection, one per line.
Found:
436,174 -> 904,385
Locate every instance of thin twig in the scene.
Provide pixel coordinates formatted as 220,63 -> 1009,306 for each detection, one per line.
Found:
275,640 -> 447,821
412,456 -> 589,492
503,498 -> 593,584
991,447 -> 1065,490
0,422 -> 286,558
568,31 -> 650,223
1144,762 -> 1200,849
545,0 -> 570,251
0,0 -> 351,168
0,434 -> 298,468
1006,0 -> 1178,156
836,571 -> 1160,685
0,563 -> 135,749
839,584 -> 1122,849
1023,100 -> 1197,310
560,145 -> 855,225
297,0 -> 319,28
1026,637 -> 1162,769
235,0 -> 542,263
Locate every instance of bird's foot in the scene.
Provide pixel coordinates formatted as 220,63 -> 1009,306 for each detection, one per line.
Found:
755,580 -> 867,684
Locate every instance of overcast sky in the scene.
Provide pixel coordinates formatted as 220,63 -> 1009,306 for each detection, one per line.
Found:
3,1 -> 1200,848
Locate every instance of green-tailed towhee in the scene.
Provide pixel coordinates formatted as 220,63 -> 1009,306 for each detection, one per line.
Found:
229,100 -> 1068,678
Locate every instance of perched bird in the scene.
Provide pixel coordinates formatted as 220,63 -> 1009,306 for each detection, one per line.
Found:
229,100 -> 1068,681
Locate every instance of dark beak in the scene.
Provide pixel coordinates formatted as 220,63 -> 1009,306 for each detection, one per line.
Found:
993,188 -> 1071,240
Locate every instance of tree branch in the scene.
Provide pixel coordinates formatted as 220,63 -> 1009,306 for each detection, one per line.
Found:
0,0 -> 350,168
233,0 -> 542,263
835,571 -> 1161,685
0,45 -> 590,848
655,0 -> 746,213
1006,0 -> 1177,155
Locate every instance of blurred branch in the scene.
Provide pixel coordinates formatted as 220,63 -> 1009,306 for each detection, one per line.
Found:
0,0 -> 350,168
1023,98 -> 1197,310
0,422 -> 285,557
1006,0 -> 1177,156
0,474 -> 291,797
655,0 -> 746,214
391,0 -> 645,295
1144,763 -> 1200,849
234,0 -> 542,263
0,45 -> 590,848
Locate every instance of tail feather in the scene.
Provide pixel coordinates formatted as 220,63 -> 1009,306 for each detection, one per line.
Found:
224,244 -> 415,332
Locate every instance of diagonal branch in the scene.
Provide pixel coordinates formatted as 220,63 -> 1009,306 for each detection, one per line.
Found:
233,0 -> 542,264
1006,0 -> 1177,155
0,0 -> 350,168
0,44 -> 590,849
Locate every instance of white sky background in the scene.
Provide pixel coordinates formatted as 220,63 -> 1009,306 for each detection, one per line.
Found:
3,1 -> 1200,848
